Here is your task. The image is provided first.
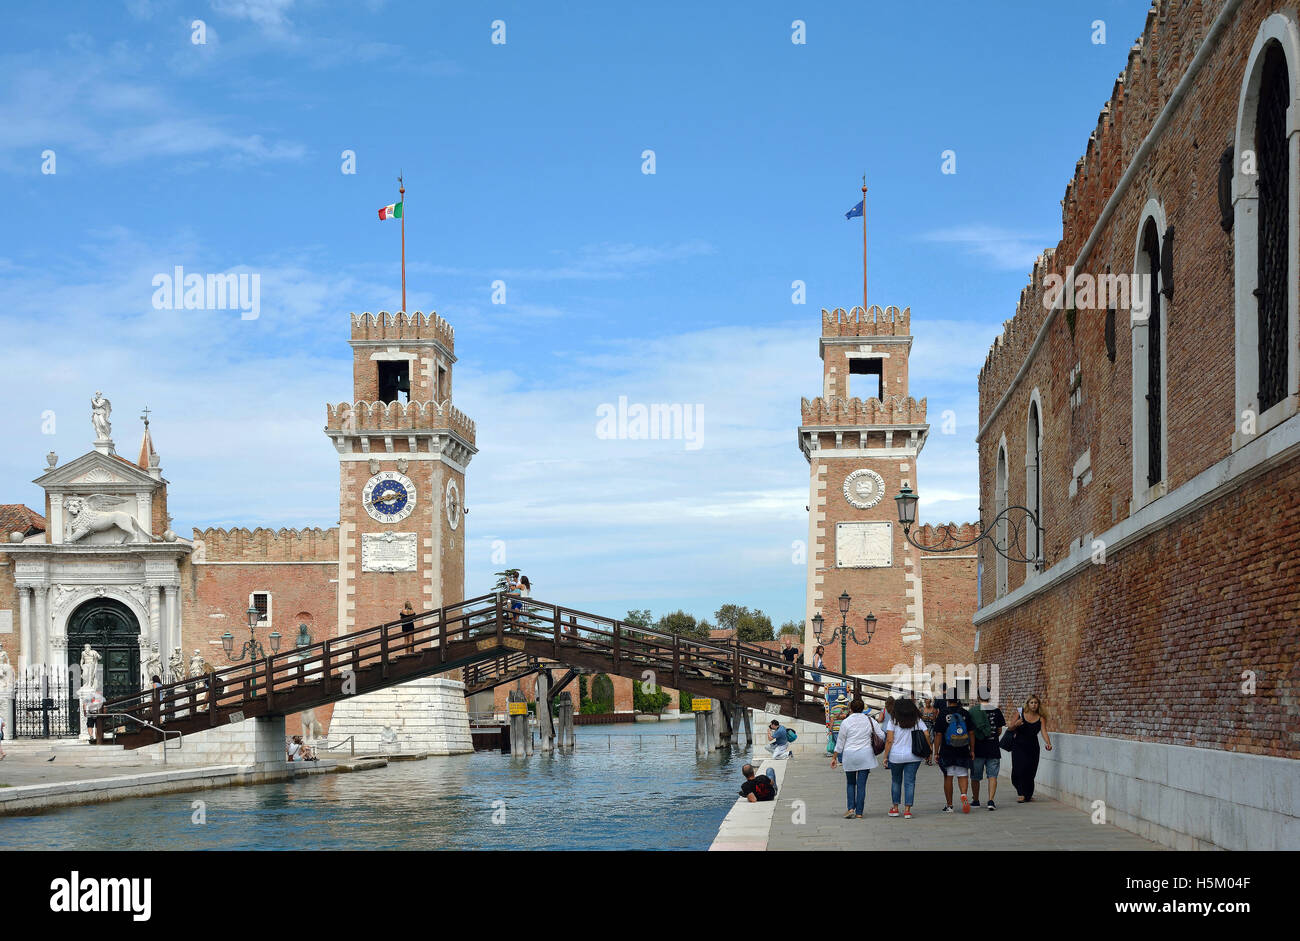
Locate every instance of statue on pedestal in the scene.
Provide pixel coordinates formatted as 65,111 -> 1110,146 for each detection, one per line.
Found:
79,643 -> 102,692
142,643 -> 162,688
0,650 -> 15,694
91,391 -> 112,441
188,649 -> 208,678
167,647 -> 185,684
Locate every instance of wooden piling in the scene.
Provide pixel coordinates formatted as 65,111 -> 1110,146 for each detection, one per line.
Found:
556,691 -> 575,749
536,671 -> 554,753
508,689 -> 529,758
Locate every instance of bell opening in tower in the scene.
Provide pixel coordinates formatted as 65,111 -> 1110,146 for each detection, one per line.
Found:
377,361 -> 411,404
849,358 -> 883,400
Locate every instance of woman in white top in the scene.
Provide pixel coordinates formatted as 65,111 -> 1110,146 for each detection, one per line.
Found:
882,698 -> 929,818
830,697 -> 882,818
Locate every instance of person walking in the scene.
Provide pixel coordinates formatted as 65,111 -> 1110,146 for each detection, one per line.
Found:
0,713 -> 6,759
399,600 -> 417,654
765,719 -> 792,759
1007,694 -> 1052,802
882,697 -> 928,818
968,686 -> 1006,810
931,690 -> 975,813
831,697 -> 882,818
810,645 -> 825,688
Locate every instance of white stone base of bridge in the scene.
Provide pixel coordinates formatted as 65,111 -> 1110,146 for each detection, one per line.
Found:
324,676 -> 473,756
138,714 -> 290,769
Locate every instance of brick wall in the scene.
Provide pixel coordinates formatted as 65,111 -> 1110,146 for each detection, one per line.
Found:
975,0 -> 1300,756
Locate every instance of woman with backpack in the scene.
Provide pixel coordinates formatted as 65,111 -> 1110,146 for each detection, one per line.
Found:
882,697 -> 929,818
830,697 -> 882,818
1006,694 -> 1052,802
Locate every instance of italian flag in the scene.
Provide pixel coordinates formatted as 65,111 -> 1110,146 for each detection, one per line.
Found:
378,201 -> 403,221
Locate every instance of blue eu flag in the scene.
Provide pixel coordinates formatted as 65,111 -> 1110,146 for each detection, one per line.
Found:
845,199 -> 864,220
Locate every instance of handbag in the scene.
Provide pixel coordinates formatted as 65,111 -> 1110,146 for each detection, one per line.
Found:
870,717 -> 886,756
999,728 -> 1015,752
910,727 -> 931,759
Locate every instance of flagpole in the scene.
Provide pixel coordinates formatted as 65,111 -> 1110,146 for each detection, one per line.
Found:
399,173 -> 407,313
861,175 -> 868,310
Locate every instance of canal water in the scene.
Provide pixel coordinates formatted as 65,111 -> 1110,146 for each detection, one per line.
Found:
0,722 -> 753,850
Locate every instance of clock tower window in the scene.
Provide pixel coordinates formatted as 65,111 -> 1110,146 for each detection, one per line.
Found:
378,361 -> 410,404
849,358 -> 883,400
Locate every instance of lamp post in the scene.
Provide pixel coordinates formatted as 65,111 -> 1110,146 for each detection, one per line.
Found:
894,484 -> 1044,570
221,604 -> 282,663
812,591 -> 877,675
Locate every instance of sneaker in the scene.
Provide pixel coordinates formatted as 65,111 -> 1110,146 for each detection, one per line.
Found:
888,807 -> 900,817
903,810 -> 913,818
987,800 -> 996,811
970,799 -> 980,807
843,810 -> 855,819
941,805 -> 953,814
961,795 -> 970,814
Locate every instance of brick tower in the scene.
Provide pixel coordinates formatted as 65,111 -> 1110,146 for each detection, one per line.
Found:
323,310 -> 477,754
798,305 -> 930,679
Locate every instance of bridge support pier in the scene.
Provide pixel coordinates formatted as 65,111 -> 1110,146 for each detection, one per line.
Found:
694,704 -> 710,757
715,699 -> 730,749
508,690 -> 531,757
732,702 -> 751,747
535,671 -> 554,754
556,691 -> 575,749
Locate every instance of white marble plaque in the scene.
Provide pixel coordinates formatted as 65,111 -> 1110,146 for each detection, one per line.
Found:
835,521 -> 893,568
0,610 -> 10,634
361,531 -> 419,572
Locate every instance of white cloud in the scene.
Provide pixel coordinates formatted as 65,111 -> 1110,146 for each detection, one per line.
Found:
918,225 -> 1050,272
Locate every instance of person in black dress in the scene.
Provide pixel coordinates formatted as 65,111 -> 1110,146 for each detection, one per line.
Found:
1006,693 -> 1052,801
400,600 -> 417,654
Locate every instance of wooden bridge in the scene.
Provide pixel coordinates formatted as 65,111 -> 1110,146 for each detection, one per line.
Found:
99,593 -> 901,749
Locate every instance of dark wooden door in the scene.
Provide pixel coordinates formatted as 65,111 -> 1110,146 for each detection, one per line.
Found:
66,597 -> 141,702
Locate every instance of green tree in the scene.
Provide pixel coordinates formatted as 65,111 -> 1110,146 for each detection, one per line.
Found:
624,609 -> 653,629
657,609 -> 708,640
633,678 -> 672,715
714,603 -> 750,634
778,619 -> 802,638
493,568 -> 519,591
736,609 -> 775,642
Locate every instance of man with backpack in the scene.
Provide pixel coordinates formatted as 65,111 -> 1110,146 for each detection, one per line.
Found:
739,763 -> 778,802
930,689 -> 976,813
968,686 -> 1006,810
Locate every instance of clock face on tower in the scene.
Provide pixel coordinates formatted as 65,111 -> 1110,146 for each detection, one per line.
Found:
445,478 -> 461,530
843,468 -> 886,509
363,471 -> 416,523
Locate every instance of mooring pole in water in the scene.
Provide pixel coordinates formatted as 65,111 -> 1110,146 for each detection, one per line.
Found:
556,691 -> 575,749
694,698 -> 709,757
508,689 -> 530,757
535,671 -> 554,754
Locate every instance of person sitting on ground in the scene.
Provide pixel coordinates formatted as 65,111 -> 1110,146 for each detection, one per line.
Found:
739,763 -> 778,802
299,736 -> 319,762
287,736 -> 303,761
765,719 -> 792,759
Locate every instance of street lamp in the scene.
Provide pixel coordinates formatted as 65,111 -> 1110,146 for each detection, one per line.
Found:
811,591 -> 876,674
894,484 -> 1044,570
221,604 -> 282,663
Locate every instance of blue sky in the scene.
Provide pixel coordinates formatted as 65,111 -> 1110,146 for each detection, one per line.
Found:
0,0 -> 1144,626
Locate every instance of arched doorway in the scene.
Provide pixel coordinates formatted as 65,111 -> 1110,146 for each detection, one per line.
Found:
66,598 -> 141,702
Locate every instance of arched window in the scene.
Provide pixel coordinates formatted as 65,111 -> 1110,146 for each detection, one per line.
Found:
1132,201 -> 1168,508
995,441 -> 1008,598
1233,14 -> 1300,446
1025,397 -> 1042,571
1257,41 -> 1290,413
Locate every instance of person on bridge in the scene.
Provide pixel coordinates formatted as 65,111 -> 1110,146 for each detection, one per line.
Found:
739,763 -> 777,802
831,697 -> 882,818
400,601 -> 417,653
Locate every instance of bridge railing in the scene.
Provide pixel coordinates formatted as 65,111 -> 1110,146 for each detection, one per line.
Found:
101,591 -> 914,730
